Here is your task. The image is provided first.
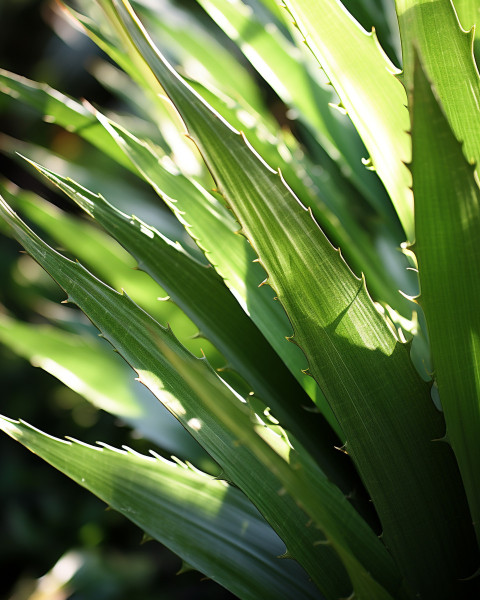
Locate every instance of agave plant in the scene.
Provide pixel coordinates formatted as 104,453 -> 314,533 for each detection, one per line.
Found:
1,0 -> 479,598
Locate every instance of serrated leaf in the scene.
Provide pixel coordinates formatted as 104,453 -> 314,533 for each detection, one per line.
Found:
105,1 -> 477,596
77,106 -> 341,434
0,184 -> 213,360
410,53 -> 480,549
24,157 -> 347,480
184,73 -> 410,317
397,0 -> 480,183
0,195 -> 368,599
197,0 -> 387,210
0,417 -> 319,600
280,0 -> 413,240
132,0 -> 267,118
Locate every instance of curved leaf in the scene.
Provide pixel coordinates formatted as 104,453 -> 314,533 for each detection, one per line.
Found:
106,1 -> 477,596
281,0 -> 413,240
25,157 -> 345,478
0,417 -> 319,600
0,195 -> 360,599
196,0 -> 385,209
411,53 -> 480,549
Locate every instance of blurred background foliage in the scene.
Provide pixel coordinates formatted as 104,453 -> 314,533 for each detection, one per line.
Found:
0,1 -> 235,597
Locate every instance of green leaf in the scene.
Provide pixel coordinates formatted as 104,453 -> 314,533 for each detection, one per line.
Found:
11,189 -> 168,315
184,72 -> 410,317
396,0 -> 480,184
0,314 -> 202,457
70,0 -> 405,305
106,1 -> 477,596
0,184 -> 215,362
24,157 -> 346,479
0,195 -> 362,599
0,417 -> 319,600
280,0 -> 413,240
131,0 -> 267,118
61,2 -> 204,177
154,328 -> 400,600
0,69 -> 133,172
77,106 -> 342,434
410,53 -> 480,548
197,0 -> 386,209
3,3 -> 406,318
453,0 -> 480,64
76,2 -> 406,312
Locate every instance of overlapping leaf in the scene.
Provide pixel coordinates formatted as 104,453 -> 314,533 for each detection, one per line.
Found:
196,0 -> 375,199
281,0 -> 413,240
397,0 -> 480,180
103,0 -> 477,596
0,195 -> 404,599
24,157 -> 347,478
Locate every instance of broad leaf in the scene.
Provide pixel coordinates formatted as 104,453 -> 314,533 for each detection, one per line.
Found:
396,0 -> 480,184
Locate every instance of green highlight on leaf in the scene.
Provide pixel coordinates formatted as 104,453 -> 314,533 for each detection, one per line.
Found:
281,0 -> 413,240
0,416 -> 320,600
410,50 -> 480,547
0,194 -> 365,599
1,0 -> 479,597
102,0 -> 477,595
22,155 -> 345,479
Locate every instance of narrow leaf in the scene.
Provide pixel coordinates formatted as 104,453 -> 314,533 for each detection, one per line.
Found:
0,195 -> 360,599
281,0 -> 413,240
197,0 -> 385,210
25,157 -> 345,478
0,417 -> 318,600
411,53 -> 480,549
80,107 -> 341,434
107,1 -> 477,596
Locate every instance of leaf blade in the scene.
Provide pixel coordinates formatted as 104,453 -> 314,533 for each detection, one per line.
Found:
0,417 -> 319,600
397,0 -> 480,181
281,0 -> 413,239
26,157 -> 345,478
410,52 -> 480,549
106,1 -> 478,595
0,194 -> 359,599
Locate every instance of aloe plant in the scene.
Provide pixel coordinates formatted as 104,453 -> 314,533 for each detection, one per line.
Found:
1,0 -> 479,598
